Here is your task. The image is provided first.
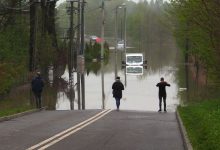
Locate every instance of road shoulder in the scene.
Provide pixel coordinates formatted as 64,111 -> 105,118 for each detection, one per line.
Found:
176,111 -> 193,150
0,108 -> 43,122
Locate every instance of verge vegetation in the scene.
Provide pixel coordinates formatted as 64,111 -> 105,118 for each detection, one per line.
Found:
170,1 -> 220,148
178,100 -> 220,150
0,99 -> 33,118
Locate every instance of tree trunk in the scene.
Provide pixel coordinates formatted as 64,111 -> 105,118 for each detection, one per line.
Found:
29,0 -> 36,71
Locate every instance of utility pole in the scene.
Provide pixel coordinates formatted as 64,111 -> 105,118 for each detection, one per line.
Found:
77,0 -> 81,110
29,0 -> 39,72
69,1 -> 74,84
101,0 -> 105,109
115,6 -> 118,79
29,0 -> 39,107
123,5 -> 127,87
67,0 -> 83,110
67,0 -> 85,110
68,0 -> 75,110
80,0 -> 85,110
124,5 -> 127,57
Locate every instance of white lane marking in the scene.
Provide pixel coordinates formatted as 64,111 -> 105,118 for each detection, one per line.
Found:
26,109 -> 111,150
38,109 -> 112,150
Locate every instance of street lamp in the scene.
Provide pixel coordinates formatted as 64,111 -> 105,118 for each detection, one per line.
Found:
114,5 -> 119,79
122,3 -> 127,57
123,4 -> 127,87
101,0 -> 112,60
114,3 -> 127,85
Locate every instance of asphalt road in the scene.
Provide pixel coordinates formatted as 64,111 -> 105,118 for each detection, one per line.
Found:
0,110 -> 184,150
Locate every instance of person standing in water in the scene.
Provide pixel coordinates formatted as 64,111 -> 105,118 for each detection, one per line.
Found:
156,77 -> 170,112
112,76 -> 124,111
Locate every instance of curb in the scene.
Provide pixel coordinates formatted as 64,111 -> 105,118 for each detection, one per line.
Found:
0,108 -> 45,122
176,111 -> 193,150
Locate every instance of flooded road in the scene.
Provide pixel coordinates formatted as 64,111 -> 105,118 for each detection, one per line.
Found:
0,36 -> 179,112
54,40 -> 180,112
86,65 -> 179,111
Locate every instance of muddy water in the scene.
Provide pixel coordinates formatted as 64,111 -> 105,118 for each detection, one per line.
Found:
0,37 -> 180,112
54,39 -> 180,112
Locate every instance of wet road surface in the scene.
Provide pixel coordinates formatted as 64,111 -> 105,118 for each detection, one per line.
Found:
0,110 -> 184,150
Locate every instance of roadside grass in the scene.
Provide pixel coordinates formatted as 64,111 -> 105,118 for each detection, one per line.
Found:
0,106 -> 32,117
0,98 -> 33,118
178,100 -> 220,150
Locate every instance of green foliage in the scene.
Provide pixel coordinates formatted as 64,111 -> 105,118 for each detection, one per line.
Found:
0,23 -> 29,63
0,64 -> 15,94
0,63 -> 27,95
86,62 -> 101,75
37,33 -> 57,69
85,42 -> 109,61
179,100 -> 220,150
170,0 -> 220,83
0,98 -> 32,117
0,106 -> 32,118
0,1 -> 59,95
0,17 -> 29,95
85,42 -> 101,61
84,41 -> 109,74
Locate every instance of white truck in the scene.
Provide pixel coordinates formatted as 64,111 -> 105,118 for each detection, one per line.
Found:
126,53 -> 143,66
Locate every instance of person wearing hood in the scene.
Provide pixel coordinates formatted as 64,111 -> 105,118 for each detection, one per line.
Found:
31,72 -> 44,109
112,76 -> 124,111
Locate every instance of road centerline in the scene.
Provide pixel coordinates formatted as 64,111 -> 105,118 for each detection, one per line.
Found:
26,109 -> 112,150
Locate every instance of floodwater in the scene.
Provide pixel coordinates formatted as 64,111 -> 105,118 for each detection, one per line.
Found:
53,38 -> 180,112
0,37 -> 180,112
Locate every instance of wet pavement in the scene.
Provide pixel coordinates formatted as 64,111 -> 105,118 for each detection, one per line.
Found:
0,110 -> 101,150
0,110 -> 184,150
48,111 -> 184,150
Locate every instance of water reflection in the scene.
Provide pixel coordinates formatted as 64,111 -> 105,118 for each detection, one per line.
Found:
84,64 -> 179,111
48,65 -> 54,86
45,36 -> 179,112
56,92 -> 71,110
126,66 -> 143,75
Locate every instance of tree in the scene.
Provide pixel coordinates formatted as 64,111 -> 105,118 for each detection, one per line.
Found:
170,0 -> 220,87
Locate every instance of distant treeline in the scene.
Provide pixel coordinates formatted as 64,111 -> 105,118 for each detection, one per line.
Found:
57,0 -> 170,39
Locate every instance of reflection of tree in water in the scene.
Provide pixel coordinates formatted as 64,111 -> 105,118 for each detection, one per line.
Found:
86,62 -> 101,75
44,76 -> 69,110
54,78 -> 68,92
66,85 -> 75,110
84,41 -> 110,75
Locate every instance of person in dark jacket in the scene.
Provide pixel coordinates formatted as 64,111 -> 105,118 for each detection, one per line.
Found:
156,77 -> 170,112
112,76 -> 124,111
31,72 -> 44,108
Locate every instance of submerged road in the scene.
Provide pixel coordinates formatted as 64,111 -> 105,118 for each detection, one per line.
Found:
0,110 -> 184,150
